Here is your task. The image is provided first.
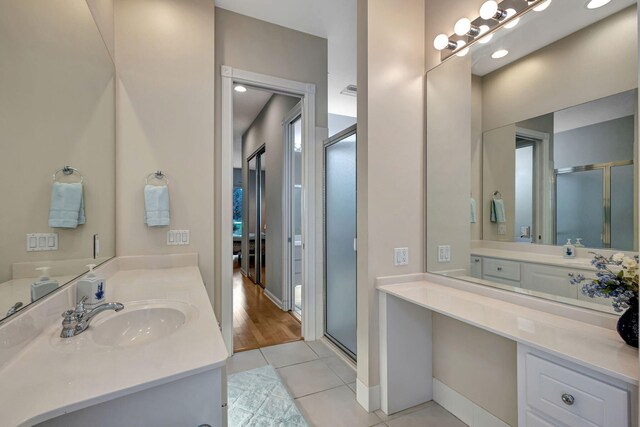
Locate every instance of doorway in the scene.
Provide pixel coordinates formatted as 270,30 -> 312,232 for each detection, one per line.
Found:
221,66 -> 319,355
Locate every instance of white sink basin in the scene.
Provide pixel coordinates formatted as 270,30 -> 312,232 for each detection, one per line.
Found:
89,300 -> 196,348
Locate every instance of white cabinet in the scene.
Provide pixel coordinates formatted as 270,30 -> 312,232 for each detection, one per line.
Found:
482,257 -> 521,287
518,345 -> 637,427
520,263 -> 578,299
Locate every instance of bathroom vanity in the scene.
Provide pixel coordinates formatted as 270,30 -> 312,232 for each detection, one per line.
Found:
378,274 -> 638,427
0,254 -> 228,427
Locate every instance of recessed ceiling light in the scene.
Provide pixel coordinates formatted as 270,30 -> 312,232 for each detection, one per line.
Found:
491,49 -> 509,59
234,85 -> 247,93
533,0 -> 552,11
586,0 -> 611,9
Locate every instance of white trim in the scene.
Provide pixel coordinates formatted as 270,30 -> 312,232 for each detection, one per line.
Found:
264,288 -> 283,309
220,65 -> 318,355
282,103 -> 303,312
433,378 -> 510,427
356,379 -> 381,412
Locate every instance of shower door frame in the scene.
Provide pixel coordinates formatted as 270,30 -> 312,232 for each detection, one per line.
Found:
323,124 -> 358,361
554,159 -> 634,248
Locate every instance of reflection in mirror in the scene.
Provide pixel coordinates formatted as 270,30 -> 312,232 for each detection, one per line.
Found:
0,1 -> 115,322
426,0 -> 637,313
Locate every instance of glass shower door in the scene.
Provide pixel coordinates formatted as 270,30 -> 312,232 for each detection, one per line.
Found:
556,168 -> 604,248
324,125 -> 357,359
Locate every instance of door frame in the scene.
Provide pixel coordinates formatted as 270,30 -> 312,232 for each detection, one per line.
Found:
220,66 -> 317,355
282,102 -> 303,313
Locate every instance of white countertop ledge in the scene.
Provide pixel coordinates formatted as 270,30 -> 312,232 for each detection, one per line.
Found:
378,280 -> 638,386
0,261 -> 228,427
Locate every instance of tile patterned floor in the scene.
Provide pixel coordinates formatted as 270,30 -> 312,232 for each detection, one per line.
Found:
228,340 -> 468,427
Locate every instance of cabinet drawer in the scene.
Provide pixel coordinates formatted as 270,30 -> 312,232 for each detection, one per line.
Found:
525,353 -> 629,426
483,257 -> 521,281
526,411 -> 556,427
469,256 -> 482,279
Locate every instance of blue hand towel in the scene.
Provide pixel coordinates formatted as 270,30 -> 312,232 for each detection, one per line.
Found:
48,182 -> 85,229
470,197 -> 477,224
144,184 -> 170,227
490,198 -> 506,223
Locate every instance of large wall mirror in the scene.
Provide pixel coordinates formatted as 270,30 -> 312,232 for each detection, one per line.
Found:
427,0 -> 637,313
0,1 -> 115,322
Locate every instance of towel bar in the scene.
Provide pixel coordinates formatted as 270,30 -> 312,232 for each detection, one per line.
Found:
146,170 -> 169,185
53,166 -> 83,183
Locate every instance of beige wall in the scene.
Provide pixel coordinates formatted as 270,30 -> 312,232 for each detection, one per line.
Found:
482,125 -> 517,242
357,0 -> 425,391
433,314 -> 518,426
214,8 -> 328,319
114,0 -> 216,300
482,6 -> 637,132
241,94 -> 300,301
0,0 -> 115,284
87,0 -> 114,59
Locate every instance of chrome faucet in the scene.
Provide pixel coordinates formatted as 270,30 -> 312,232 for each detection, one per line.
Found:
60,296 -> 124,338
6,301 -> 23,317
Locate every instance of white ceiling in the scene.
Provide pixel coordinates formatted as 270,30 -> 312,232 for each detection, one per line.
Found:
215,0 -> 357,118
470,0 -> 636,76
232,86 -> 273,168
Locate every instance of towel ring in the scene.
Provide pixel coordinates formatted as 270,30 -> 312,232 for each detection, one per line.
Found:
53,166 -> 83,183
146,170 -> 169,185
493,190 -> 502,199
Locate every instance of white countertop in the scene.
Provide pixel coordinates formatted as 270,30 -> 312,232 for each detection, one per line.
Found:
378,280 -> 638,386
0,264 -> 228,427
470,247 -> 595,270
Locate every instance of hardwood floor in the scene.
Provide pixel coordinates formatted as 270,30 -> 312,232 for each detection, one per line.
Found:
233,269 -> 302,353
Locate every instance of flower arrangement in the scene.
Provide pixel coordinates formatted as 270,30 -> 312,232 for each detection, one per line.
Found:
569,252 -> 639,312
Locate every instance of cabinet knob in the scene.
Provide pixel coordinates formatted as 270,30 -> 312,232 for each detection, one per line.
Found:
475,259 -> 480,263
497,267 -> 503,271
561,393 -> 575,406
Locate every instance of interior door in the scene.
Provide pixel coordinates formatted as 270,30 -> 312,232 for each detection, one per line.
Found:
324,125 -> 357,359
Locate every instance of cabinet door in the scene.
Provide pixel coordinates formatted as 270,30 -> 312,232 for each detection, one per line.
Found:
521,263 -> 578,299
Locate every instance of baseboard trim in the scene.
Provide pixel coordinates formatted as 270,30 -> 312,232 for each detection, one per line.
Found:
356,379 -> 381,413
264,288 -> 283,309
433,378 -> 510,427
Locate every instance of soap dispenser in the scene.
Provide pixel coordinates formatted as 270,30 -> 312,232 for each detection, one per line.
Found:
76,264 -> 105,310
574,238 -> 584,248
563,239 -> 576,258
31,267 -> 59,302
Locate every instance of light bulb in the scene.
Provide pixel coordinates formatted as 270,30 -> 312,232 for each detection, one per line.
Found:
234,85 -> 247,93
434,33 -> 453,51
491,49 -> 509,59
533,0 -> 552,11
454,18 -> 472,36
478,25 -> 493,44
504,9 -> 520,28
456,41 -> 469,57
586,0 -> 611,9
480,1 -> 499,20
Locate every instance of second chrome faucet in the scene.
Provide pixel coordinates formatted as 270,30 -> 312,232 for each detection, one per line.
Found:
60,296 -> 124,338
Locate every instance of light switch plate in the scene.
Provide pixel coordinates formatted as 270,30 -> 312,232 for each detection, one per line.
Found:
26,233 -> 58,252
438,245 -> 451,263
167,230 -> 190,246
394,247 -> 409,266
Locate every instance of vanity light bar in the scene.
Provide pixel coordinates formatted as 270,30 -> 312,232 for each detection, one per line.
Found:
434,0 -> 547,62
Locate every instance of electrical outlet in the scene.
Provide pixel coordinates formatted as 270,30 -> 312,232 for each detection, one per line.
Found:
167,230 -> 190,246
438,245 -> 451,263
394,247 -> 409,266
498,224 -> 507,235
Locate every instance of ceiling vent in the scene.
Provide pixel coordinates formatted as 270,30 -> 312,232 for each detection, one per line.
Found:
340,84 -> 357,97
